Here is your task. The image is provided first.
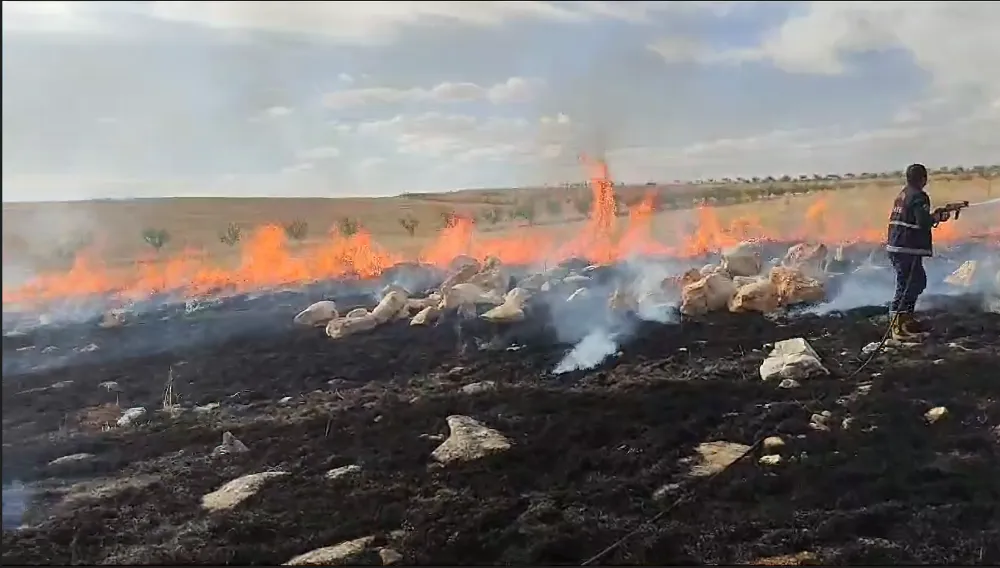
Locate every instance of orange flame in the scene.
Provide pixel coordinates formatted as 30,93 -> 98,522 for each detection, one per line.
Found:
3,159 -> 997,308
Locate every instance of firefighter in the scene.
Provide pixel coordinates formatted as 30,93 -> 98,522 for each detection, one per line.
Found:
885,163 -> 952,340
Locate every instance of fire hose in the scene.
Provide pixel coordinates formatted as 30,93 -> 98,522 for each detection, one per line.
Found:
581,196 -> 1000,565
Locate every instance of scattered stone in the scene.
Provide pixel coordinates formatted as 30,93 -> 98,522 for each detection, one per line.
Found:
841,417 -> 855,430
279,396 -> 293,404
77,343 -> 100,353
688,441 -> 752,477
777,378 -> 800,389
41,346 -> 57,353
325,464 -> 362,481
212,431 -> 249,457
117,407 -> 147,427
460,381 -> 496,394
762,436 -> 785,453
652,482 -> 684,501
283,536 -> 374,565
747,551 -> 820,565
378,547 -> 403,566
759,454 -> 783,466
809,413 -> 831,431
430,415 -> 512,465
202,471 -> 288,512
760,338 -> 829,381
48,453 -> 95,467
195,402 -> 221,413
861,341 -> 883,355
925,406 -> 948,424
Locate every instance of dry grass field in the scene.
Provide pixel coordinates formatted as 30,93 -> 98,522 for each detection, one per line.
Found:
3,170 -> 997,281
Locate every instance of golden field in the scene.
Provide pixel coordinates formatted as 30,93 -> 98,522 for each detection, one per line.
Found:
2,171 -> 997,280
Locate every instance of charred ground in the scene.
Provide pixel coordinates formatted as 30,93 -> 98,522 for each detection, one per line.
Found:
3,286 -> 1000,564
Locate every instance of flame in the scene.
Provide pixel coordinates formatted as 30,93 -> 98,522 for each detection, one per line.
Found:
3,160 -> 998,308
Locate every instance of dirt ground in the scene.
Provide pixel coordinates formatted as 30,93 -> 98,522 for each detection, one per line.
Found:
3,288 -> 999,564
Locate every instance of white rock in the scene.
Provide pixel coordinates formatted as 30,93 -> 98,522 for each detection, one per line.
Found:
48,453 -> 95,466
777,378 -> 800,389
688,441 -> 751,477
202,471 -> 288,512
460,381 -> 496,394
325,464 -> 362,481
294,301 -> 339,327
925,406 -> 948,424
98,381 -> 121,392
759,454 -> 783,466
283,536 -> 375,565
212,431 -> 249,456
379,547 -> 404,566
117,406 -> 147,427
759,338 -> 828,381
431,415 -> 512,465
762,436 -> 785,453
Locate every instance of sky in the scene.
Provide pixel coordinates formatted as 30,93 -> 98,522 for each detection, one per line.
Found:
2,1 -> 998,202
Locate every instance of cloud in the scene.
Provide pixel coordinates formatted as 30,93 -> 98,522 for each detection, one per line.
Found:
323,77 -> 543,109
1,1 -> 997,202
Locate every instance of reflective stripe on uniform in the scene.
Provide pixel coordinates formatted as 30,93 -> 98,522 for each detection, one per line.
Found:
888,220 -> 922,229
885,245 -> 932,256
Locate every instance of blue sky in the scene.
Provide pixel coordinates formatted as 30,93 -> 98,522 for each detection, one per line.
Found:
2,1 -> 998,201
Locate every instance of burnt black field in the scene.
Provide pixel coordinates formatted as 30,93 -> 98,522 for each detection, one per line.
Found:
2,239 -> 999,565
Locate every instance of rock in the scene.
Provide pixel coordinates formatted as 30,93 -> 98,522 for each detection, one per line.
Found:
49,453 -> 95,467
481,288 -> 529,322
652,482 -> 683,501
441,283 -> 503,310
440,261 -> 482,290
778,378 -> 800,389
563,274 -> 592,286
212,431 -> 249,457
782,242 -> 828,276
460,381 -> 496,394
759,454 -> 783,466
760,338 -> 828,381
721,241 -> 762,277
748,551 -> 819,565
325,464 -> 362,481
925,406 -> 948,424
326,314 -> 379,339
294,301 -> 339,327
202,471 -> 288,512
431,415 -> 512,465
680,273 -> 738,316
728,278 -> 780,313
410,305 -> 442,326
379,548 -> 404,565
762,436 -> 785,453
195,402 -> 221,413
769,266 -> 825,306
99,308 -> 128,328
283,536 -> 375,566
688,441 -> 751,477
371,290 -> 410,323
117,406 -> 147,427
345,308 -> 369,319
98,381 -> 121,392
944,260 -> 977,287
809,413 -> 831,431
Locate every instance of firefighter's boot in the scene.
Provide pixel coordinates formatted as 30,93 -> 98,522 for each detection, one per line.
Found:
905,313 -> 931,334
890,312 -> 922,342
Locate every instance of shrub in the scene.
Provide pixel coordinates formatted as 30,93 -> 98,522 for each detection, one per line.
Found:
219,223 -> 242,246
283,220 -> 309,241
142,228 -> 170,251
399,215 -> 419,237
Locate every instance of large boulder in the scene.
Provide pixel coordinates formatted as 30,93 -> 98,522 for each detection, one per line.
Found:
680,273 -> 738,316
431,415 -> 512,465
729,278 -> 780,313
326,314 -> 379,339
481,287 -> 530,323
769,266 -> 825,306
721,241 -> 762,277
371,290 -> 409,323
293,301 -> 339,327
782,242 -> 828,278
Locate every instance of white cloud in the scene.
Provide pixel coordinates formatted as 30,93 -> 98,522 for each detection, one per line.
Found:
323,77 -> 542,109
297,146 -> 340,160
144,1 -> 737,44
264,105 -> 294,118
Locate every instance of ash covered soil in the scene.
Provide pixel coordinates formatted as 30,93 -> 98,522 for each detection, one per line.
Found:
3,300 -> 1000,565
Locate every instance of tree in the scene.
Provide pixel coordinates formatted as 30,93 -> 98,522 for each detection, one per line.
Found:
143,228 -> 170,251
481,208 -> 501,225
337,217 -> 359,237
545,199 -> 562,217
399,215 -> 419,237
283,220 -> 309,241
219,223 -> 242,246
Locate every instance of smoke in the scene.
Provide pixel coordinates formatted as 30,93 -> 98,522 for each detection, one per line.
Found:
1,481 -> 32,531
553,328 -> 620,374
